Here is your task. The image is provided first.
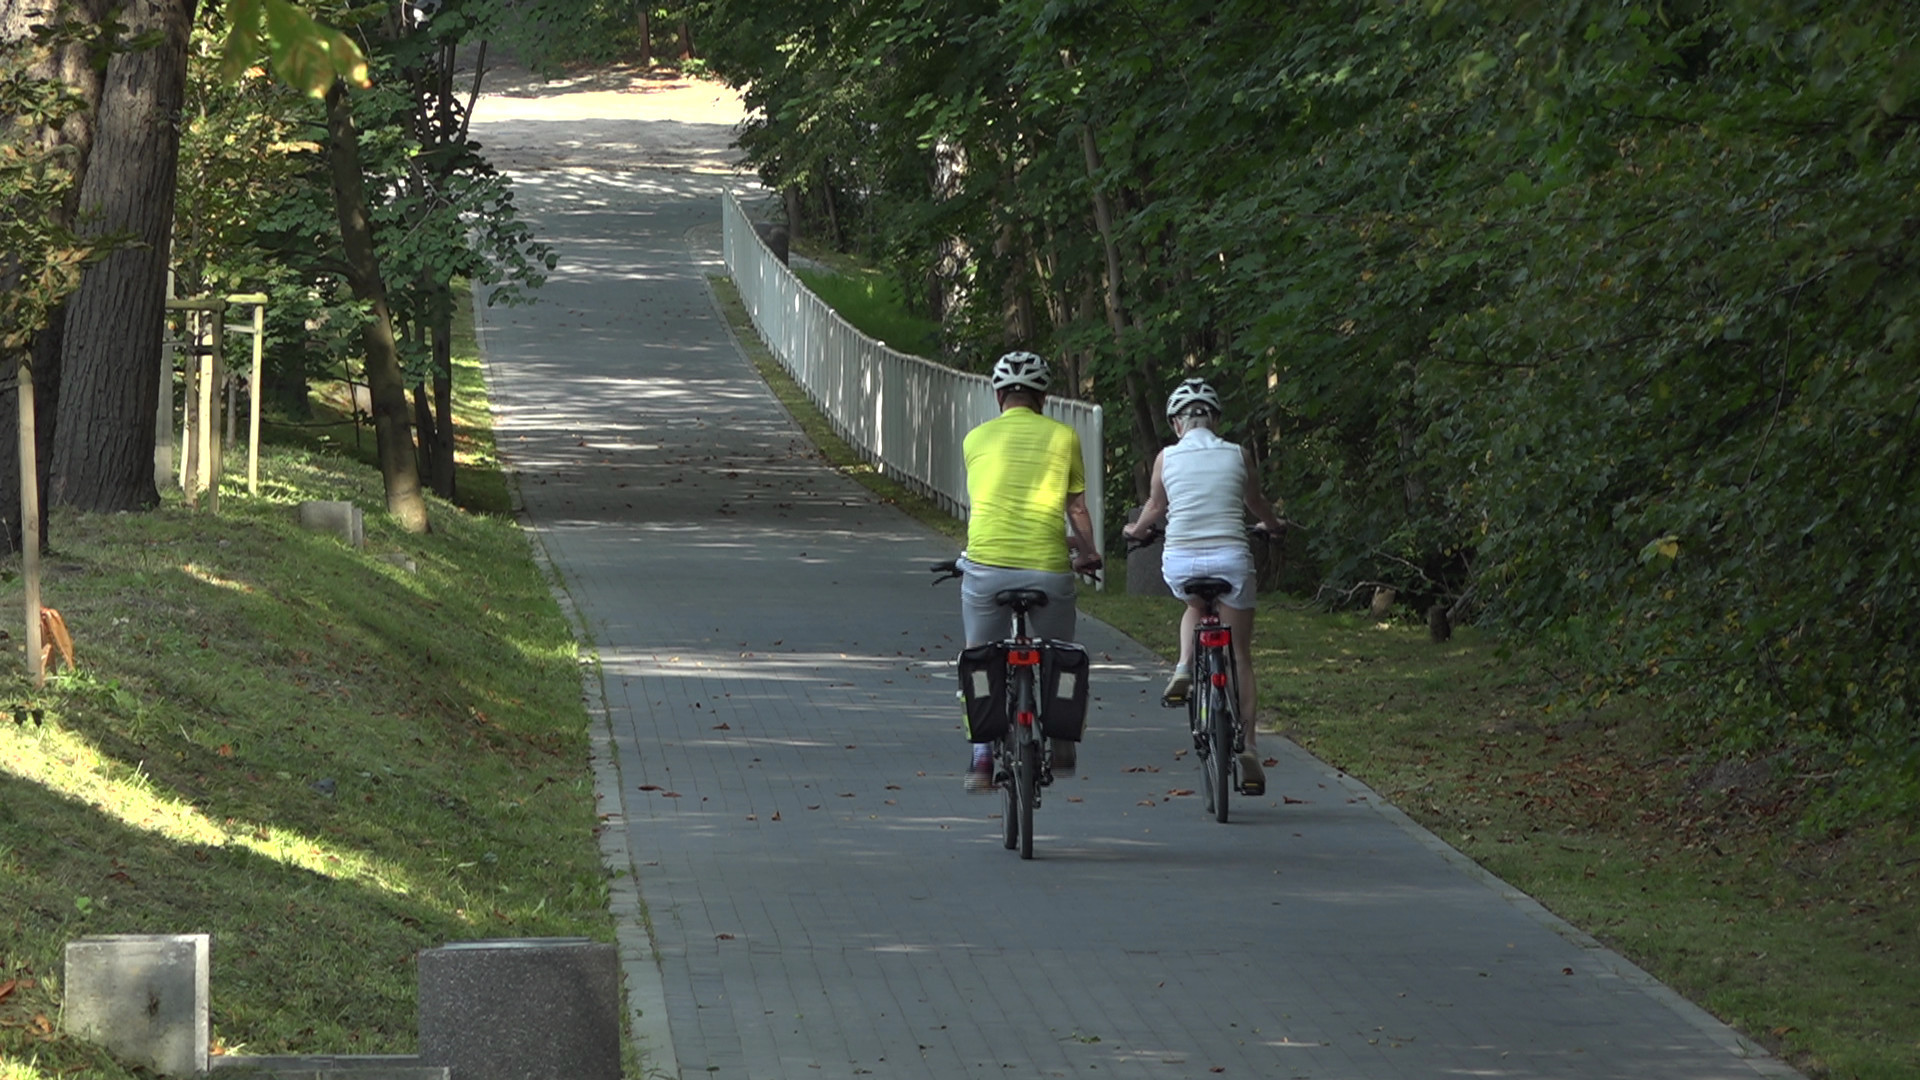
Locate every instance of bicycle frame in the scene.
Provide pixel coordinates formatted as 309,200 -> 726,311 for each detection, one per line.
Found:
1182,580 -> 1243,823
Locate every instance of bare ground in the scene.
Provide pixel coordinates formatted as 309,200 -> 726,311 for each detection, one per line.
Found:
459,58 -> 752,173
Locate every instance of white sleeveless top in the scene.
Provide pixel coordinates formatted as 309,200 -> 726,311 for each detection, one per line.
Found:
1163,427 -> 1246,549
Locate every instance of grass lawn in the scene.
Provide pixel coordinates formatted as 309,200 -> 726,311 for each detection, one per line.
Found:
715,269 -> 1920,1080
791,262 -> 942,360
0,290 -> 616,1074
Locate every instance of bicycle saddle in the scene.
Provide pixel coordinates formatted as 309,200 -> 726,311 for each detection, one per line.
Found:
1181,577 -> 1234,602
995,588 -> 1051,611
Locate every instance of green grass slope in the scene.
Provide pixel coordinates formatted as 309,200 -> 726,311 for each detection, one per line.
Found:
1,451 -> 605,1068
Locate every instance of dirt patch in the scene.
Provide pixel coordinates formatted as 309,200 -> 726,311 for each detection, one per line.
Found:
458,58 -> 753,173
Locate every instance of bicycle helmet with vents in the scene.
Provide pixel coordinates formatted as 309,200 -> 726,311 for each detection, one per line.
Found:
1164,377 -> 1222,419
990,351 -> 1052,393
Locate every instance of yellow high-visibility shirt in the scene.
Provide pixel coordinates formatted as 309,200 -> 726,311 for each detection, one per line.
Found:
963,407 -> 1085,573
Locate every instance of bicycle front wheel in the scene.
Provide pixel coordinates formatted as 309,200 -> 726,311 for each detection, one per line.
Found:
1016,737 -> 1038,859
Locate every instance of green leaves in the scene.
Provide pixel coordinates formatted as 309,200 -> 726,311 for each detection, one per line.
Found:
699,0 -> 1920,820
219,0 -> 367,97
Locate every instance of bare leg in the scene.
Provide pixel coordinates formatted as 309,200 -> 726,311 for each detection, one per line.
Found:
1222,602 -> 1258,751
1177,599 -> 1205,671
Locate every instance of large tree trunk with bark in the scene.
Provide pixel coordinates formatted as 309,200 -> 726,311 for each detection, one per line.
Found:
50,0 -> 197,512
325,80 -> 430,534
0,0 -> 112,553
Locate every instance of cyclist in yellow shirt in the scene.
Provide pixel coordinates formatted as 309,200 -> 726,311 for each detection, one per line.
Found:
958,351 -> 1103,790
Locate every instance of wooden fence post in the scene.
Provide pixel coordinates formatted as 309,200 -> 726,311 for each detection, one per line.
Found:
16,357 -> 43,686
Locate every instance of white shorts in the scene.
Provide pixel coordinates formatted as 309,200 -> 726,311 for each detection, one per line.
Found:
1161,545 -> 1256,610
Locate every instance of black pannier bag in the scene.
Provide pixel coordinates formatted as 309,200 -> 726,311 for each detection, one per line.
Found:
1040,640 -> 1091,742
957,643 -> 1010,743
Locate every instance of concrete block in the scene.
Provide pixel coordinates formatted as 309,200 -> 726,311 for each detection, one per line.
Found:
63,933 -> 209,1077
418,938 -> 620,1080
297,500 -> 364,549
211,1055 -> 448,1079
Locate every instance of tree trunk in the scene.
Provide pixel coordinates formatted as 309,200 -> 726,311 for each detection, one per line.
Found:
325,80 -> 430,533
677,20 -> 692,60
430,292 -> 455,498
50,0 -> 197,513
0,0 -> 112,552
1075,115 -> 1160,501
636,4 -> 651,68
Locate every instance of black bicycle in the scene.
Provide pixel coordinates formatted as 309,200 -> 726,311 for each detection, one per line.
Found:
932,559 -> 1092,859
1126,524 -> 1276,823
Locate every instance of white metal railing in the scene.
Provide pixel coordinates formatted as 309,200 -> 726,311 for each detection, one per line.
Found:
721,191 -> 1104,567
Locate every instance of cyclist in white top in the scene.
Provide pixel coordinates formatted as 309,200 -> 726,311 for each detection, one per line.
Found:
1122,378 -> 1286,793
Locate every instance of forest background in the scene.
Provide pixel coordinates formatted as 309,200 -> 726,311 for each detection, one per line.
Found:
693,0 -> 1920,829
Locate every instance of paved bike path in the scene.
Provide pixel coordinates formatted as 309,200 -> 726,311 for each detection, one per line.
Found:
469,163 -> 1796,1079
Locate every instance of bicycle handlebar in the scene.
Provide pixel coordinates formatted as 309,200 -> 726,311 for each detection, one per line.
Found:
929,557 -> 1103,586
1123,520 -> 1290,551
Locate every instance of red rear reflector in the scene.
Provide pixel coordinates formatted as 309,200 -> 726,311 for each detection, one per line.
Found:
1008,649 -> 1041,667
1199,630 -> 1231,648
1211,673 -> 1229,688
1017,712 -> 1035,726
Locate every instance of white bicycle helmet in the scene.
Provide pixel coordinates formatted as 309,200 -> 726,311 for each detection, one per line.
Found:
990,351 -> 1052,393
1165,377 -> 1221,418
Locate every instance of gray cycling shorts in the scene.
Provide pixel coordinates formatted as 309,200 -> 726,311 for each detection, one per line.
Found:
956,558 -> 1078,645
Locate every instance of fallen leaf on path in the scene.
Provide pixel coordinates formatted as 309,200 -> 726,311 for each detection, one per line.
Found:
1125,765 -> 1160,773
1283,796 -> 1305,804
713,722 -> 731,730
1167,789 -> 1194,797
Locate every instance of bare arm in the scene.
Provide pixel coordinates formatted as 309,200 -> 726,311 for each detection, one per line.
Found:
1241,445 -> 1285,533
1066,491 -> 1101,568
1123,451 -> 1170,538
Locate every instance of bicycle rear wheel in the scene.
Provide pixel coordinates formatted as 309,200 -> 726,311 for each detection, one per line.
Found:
1193,650 -> 1217,816
1016,737 -> 1038,859
1000,739 -> 1019,850
1209,671 -> 1232,824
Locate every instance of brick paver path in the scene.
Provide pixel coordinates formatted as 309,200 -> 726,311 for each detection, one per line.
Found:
471,161 -> 1797,1080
